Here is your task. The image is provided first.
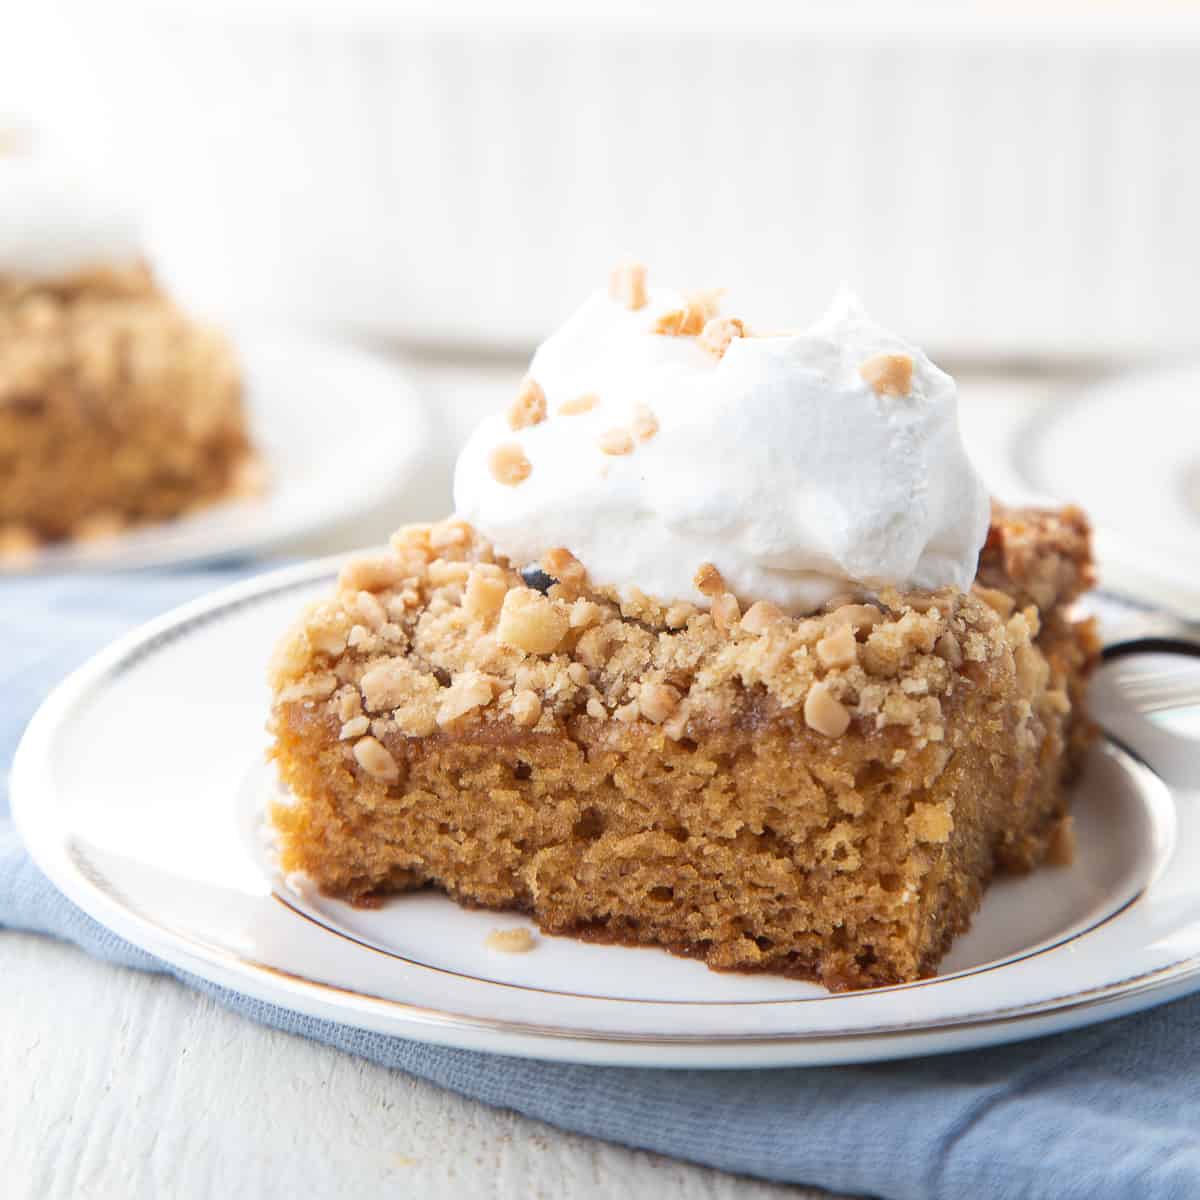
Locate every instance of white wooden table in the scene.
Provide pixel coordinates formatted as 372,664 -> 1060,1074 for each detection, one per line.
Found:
1,359 -> 1069,1200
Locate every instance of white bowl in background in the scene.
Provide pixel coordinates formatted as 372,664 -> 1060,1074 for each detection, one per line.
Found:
38,2 -> 1200,358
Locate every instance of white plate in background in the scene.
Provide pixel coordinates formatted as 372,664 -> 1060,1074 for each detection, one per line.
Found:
3,333 -> 431,573
1015,365 -> 1200,618
11,561 -> 1200,1068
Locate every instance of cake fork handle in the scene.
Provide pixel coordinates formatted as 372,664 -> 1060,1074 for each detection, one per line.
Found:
1102,615 -> 1200,662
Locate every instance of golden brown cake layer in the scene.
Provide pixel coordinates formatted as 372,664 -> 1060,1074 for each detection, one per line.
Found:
0,265 -> 257,548
267,510 -> 1096,991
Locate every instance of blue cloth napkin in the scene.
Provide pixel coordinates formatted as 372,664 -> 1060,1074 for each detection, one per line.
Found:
3,569 -> 1199,1200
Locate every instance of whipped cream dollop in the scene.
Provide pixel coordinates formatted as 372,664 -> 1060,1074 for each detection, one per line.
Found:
454,275 -> 991,614
0,155 -> 142,278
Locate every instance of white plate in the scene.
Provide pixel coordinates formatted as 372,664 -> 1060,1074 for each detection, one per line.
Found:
2,332 -> 431,573
12,561 -> 1200,1068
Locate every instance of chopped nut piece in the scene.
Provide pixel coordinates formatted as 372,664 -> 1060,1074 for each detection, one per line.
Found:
543,546 -> 588,590
614,699 -> 641,723
336,689 -> 363,722
428,558 -> 472,587
935,631 -> 963,668
740,601 -> 784,635
711,592 -> 741,633
389,524 -> 434,559
827,603 -> 883,631
395,706 -> 438,738
1015,642 -> 1049,696
437,671 -> 497,727
654,289 -> 722,337
574,626 -> 613,669
355,591 -> 388,631
639,683 -> 681,724
662,699 -> 692,741
631,404 -> 659,443
609,260 -> 648,311
307,624 -> 347,658
816,624 -> 858,669
339,554 -> 406,594
486,927 -> 538,954
558,393 -> 599,416
804,681 -> 851,737
463,564 -> 509,621
339,716 -> 370,740
567,662 -> 590,686
597,428 -> 634,456
697,316 -> 745,358
694,562 -> 725,597
489,443 -> 532,486
508,377 -> 547,430
665,602 -> 696,630
859,353 -> 914,398
428,518 -> 471,551
277,673 -> 338,703
586,697 -> 607,720
568,599 -> 603,629
353,736 -> 400,782
511,689 -> 543,727
361,658 -> 419,713
496,588 -> 568,655
975,586 -> 1016,619
1022,604 -> 1042,639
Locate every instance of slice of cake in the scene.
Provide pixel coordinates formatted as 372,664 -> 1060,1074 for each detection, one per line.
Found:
267,268 -> 1096,991
0,153 -> 258,554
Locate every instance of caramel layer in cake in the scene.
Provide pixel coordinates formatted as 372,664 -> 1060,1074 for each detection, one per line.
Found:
0,265 -> 257,549
267,506 -> 1096,991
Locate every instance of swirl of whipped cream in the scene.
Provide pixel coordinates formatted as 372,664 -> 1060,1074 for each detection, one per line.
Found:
454,273 -> 990,614
0,155 -> 142,278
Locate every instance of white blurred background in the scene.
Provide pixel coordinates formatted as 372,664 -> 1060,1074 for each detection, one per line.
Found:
5,1 -> 1200,602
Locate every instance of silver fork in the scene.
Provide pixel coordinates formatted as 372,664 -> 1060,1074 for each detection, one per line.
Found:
1103,614 -> 1200,714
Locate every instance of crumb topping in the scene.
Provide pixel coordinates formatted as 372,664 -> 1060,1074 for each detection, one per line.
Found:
270,511 -> 1088,761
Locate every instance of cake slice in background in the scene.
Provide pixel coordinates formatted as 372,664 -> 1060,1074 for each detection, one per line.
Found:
0,151 -> 258,556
